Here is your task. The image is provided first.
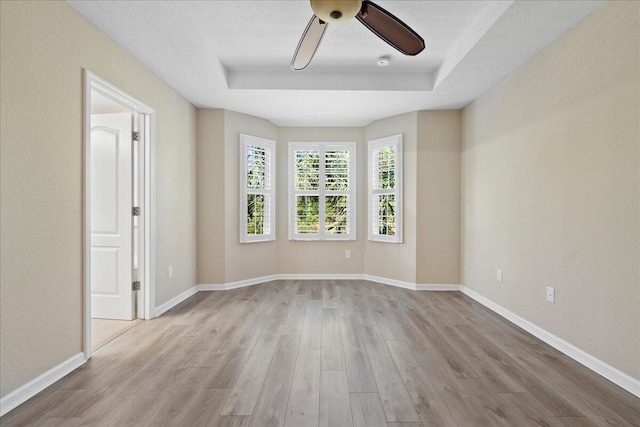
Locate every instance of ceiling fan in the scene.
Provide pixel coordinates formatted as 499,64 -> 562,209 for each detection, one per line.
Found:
291,0 -> 425,71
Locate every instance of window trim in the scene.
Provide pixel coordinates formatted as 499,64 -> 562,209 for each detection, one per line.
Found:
368,134 -> 403,243
239,134 -> 276,243
288,142 -> 357,241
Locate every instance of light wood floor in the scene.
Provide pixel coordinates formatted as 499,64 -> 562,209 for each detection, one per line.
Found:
2,280 -> 638,426
92,318 -> 142,351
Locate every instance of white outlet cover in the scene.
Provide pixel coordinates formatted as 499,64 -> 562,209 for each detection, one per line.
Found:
546,287 -> 555,303
497,269 -> 503,282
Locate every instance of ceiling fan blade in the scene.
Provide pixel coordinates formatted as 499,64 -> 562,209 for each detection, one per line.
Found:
291,15 -> 328,71
356,0 -> 425,56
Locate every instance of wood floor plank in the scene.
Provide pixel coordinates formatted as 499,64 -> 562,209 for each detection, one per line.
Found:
492,328 -> 640,420
221,334 -> 280,415
455,324 -> 584,418
321,308 -> 346,371
411,346 -> 493,426
493,392 -> 564,427
486,333 -> 638,426
2,281 -> 638,427
553,417 -> 600,427
339,316 -> 378,392
214,415 -> 252,427
352,296 -> 378,326
179,389 -> 230,427
300,300 -> 323,349
319,371 -> 353,427
38,418 -> 82,427
350,393 -> 388,427
74,386 -> 143,426
0,389 -> 78,427
385,340 -> 457,426
360,327 -> 420,423
455,377 -> 528,426
443,324 -> 525,393
309,282 -> 322,300
322,281 -> 337,308
249,335 -> 300,427
405,308 -> 481,379
281,303 -> 307,335
143,367 -> 211,426
284,348 -> 321,427
205,318 -> 266,388
109,387 -> 165,426
338,294 -> 357,318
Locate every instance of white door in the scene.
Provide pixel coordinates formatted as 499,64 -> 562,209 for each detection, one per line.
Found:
90,113 -> 134,320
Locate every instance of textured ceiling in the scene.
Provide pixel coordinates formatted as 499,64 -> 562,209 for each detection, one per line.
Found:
67,0 -> 605,126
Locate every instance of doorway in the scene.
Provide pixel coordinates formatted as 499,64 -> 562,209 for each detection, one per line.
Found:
83,71 -> 156,357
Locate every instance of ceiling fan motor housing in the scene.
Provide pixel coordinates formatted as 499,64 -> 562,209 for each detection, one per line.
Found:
310,0 -> 362,23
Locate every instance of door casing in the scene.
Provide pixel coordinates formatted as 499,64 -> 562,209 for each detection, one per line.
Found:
83,70 -> 156,359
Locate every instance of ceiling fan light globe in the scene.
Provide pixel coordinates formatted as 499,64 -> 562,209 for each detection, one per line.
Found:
310,0 -> 362,24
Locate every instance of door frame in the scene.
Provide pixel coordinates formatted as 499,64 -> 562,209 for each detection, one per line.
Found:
83,70 -> 156,359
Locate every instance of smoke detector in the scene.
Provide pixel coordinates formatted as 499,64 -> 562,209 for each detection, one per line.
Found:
377,56 -> 390,67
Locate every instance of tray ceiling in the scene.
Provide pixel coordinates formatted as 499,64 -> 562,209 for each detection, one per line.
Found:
68,0 -> 604,126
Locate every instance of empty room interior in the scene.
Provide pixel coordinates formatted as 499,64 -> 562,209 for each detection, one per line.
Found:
1,0 -> 639,425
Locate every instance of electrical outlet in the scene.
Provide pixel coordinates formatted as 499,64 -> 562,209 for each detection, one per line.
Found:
345,250 -> 351,259
546,286 -> 555,303
168,266 -> 173,278
497,269 -> 503,282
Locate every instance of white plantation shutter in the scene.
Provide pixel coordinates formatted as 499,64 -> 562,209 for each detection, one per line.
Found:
369,134 -> 402,243
240,134 -> 276,243
289,142 -> 356,240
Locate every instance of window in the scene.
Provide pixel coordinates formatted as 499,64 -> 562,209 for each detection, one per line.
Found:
369,134 -> 402,243
240,134 -> 275,243
289,142 -> 356,240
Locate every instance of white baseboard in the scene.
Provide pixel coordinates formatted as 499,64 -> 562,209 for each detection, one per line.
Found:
460,286 -> 640,398
363,274 -> 461,291
416,283 -> 462,291
224,274 -> 280,290
154,285 -> 198,317
198,274 -> 280,291
197,283 -> 227,291
363,274 -> 416,290
0,352 -> 86,417
197,274 -> 461,292
278,273 -> 364,281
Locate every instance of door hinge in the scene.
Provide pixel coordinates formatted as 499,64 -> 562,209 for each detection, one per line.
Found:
132,131 -> 140,141
132,281 -> 141,291
132,207 -> 140,216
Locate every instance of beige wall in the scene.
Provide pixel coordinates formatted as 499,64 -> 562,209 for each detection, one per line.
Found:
196,109 -> 279,284
364,113 -> 418,283
461,1 -> 639,379
416,111 -> 461,284
197,115 -> 449,281
224,111 -> 279,282
277,127 -> 366,274
0,0 -> 197,397
5,0 -> 635,404
197,109 -> 226,284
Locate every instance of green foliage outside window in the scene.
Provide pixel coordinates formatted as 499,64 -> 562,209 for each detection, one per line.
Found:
246,145 -> 268,236
377,194 -> 395,235
326,195 -> 348,234
377,147 -> 395,189
376,147 -> 396,235
295,150 -> 350,234
247,194 -> 265,235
